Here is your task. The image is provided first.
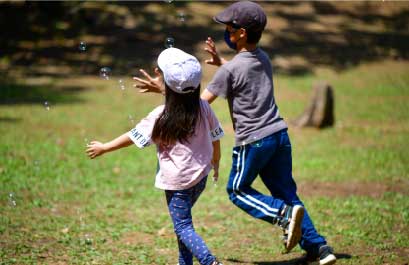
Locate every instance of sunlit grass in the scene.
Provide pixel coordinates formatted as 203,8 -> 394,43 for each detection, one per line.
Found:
1,60 -> 408,264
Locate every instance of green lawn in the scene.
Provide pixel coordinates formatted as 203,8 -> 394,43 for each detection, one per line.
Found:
1,60 -> 408,264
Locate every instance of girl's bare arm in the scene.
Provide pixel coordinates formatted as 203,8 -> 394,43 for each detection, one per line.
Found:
86,133 -> 133,159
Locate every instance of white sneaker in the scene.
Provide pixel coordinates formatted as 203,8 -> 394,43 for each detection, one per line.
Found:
306,245 -> 337,265
279,205 -> 305,253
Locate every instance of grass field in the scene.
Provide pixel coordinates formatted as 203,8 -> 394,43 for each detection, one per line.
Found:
1,1 -> 409,264
1,58 -> 408,265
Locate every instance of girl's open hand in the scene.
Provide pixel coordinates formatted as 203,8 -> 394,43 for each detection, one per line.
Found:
86,141 -> 106,159
133,68 -> 164,94
204,37 -> 226,66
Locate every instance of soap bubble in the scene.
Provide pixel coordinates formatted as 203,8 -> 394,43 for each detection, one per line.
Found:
84,234 -> 93,245
34,160 -> 40,171
79,41 -> 87,51
177,12 -> 186,23
240,136 -> 264,147
164,37 -> 175,48
250,136 -> 263,148
128,114 -> 135,125
77,209 -> 86,228
251,140 -> 263,148
8,193 -> 17,207
44,101 -> 50,111
100,67 -> 111,80
164,0 -> 173,3
118,79 -> 125,90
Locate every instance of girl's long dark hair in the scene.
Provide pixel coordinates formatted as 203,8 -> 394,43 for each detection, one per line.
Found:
152,84 -> 201,145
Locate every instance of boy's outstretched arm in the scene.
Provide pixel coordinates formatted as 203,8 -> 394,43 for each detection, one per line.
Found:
201,89 -> 218,104
211,140 -> 221,182
86,133 -> 133,159
200,88 -> 217,104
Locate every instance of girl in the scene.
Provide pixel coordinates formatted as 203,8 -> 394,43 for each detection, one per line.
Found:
86,47 -> 224,265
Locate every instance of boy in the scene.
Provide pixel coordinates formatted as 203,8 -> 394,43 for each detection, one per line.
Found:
201,1 -> 336,265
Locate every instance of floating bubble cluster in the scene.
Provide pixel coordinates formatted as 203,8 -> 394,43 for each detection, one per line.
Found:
34,160 -> 40,171
79,41 -> 87,51
240,136 -> 264,147
118,79 -> 125,90
100,67 -> 111,80
44,101 -> 50,111
128,114 -> 135,125
177,12 -> 186,23
250,136 -> 263,147
8,193 -> 16,207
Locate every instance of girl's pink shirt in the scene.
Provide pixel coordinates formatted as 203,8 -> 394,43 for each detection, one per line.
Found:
128,100 -> 224,190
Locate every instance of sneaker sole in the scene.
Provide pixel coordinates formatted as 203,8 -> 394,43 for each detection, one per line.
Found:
285,205 -> 304,252
320,254 -> 336,265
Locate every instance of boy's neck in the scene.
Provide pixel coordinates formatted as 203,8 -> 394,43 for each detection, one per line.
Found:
237,43 -> 258,53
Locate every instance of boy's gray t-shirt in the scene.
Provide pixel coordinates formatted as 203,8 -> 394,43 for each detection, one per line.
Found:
206,48 -> 287,146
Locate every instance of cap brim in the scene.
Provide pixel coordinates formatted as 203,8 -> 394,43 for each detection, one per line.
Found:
214,8 -> 233,25
213,16 -> 225,25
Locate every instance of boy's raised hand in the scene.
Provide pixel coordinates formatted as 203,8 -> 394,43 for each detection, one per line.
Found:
204,37 -> 226,66
133,68 -> 165,94
86,141 -> 106,159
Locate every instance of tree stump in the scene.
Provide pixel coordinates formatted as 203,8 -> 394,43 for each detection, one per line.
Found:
292,81 -> 335,128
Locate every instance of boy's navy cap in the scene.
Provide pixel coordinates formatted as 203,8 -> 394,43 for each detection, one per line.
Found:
214,1 -> 266,31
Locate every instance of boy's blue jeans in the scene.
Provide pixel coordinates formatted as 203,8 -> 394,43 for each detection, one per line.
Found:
165,177 -> 216,265
226,129 -> 326,254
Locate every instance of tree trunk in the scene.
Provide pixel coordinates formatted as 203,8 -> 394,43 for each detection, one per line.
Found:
292,81 -> 335,128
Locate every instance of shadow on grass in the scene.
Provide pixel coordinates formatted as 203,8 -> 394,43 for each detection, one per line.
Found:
0,81 -> 85,105
0,2 -> 408,78
263,2 -> 409,74
0,117 -> 22,123
0,1 -> 224,77
227,253 -> 352,265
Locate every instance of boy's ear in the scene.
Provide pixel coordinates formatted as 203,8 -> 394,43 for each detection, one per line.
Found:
239,28 -> 247,39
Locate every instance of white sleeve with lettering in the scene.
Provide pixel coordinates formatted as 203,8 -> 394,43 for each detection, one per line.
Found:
204,100 -> 224,142
127,105 -> 164,149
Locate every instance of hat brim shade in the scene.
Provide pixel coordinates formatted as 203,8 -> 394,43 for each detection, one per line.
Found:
214,8 -> 233,25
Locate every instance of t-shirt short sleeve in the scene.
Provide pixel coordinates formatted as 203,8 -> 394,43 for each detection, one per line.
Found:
128,105 -> 164,148
202,100 -> 224,141
206,66 -> 231,99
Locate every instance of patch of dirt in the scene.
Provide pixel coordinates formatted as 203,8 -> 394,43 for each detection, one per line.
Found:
119,230 -> 154,246
298,179 -> 409,198
332,243 -> 409,265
